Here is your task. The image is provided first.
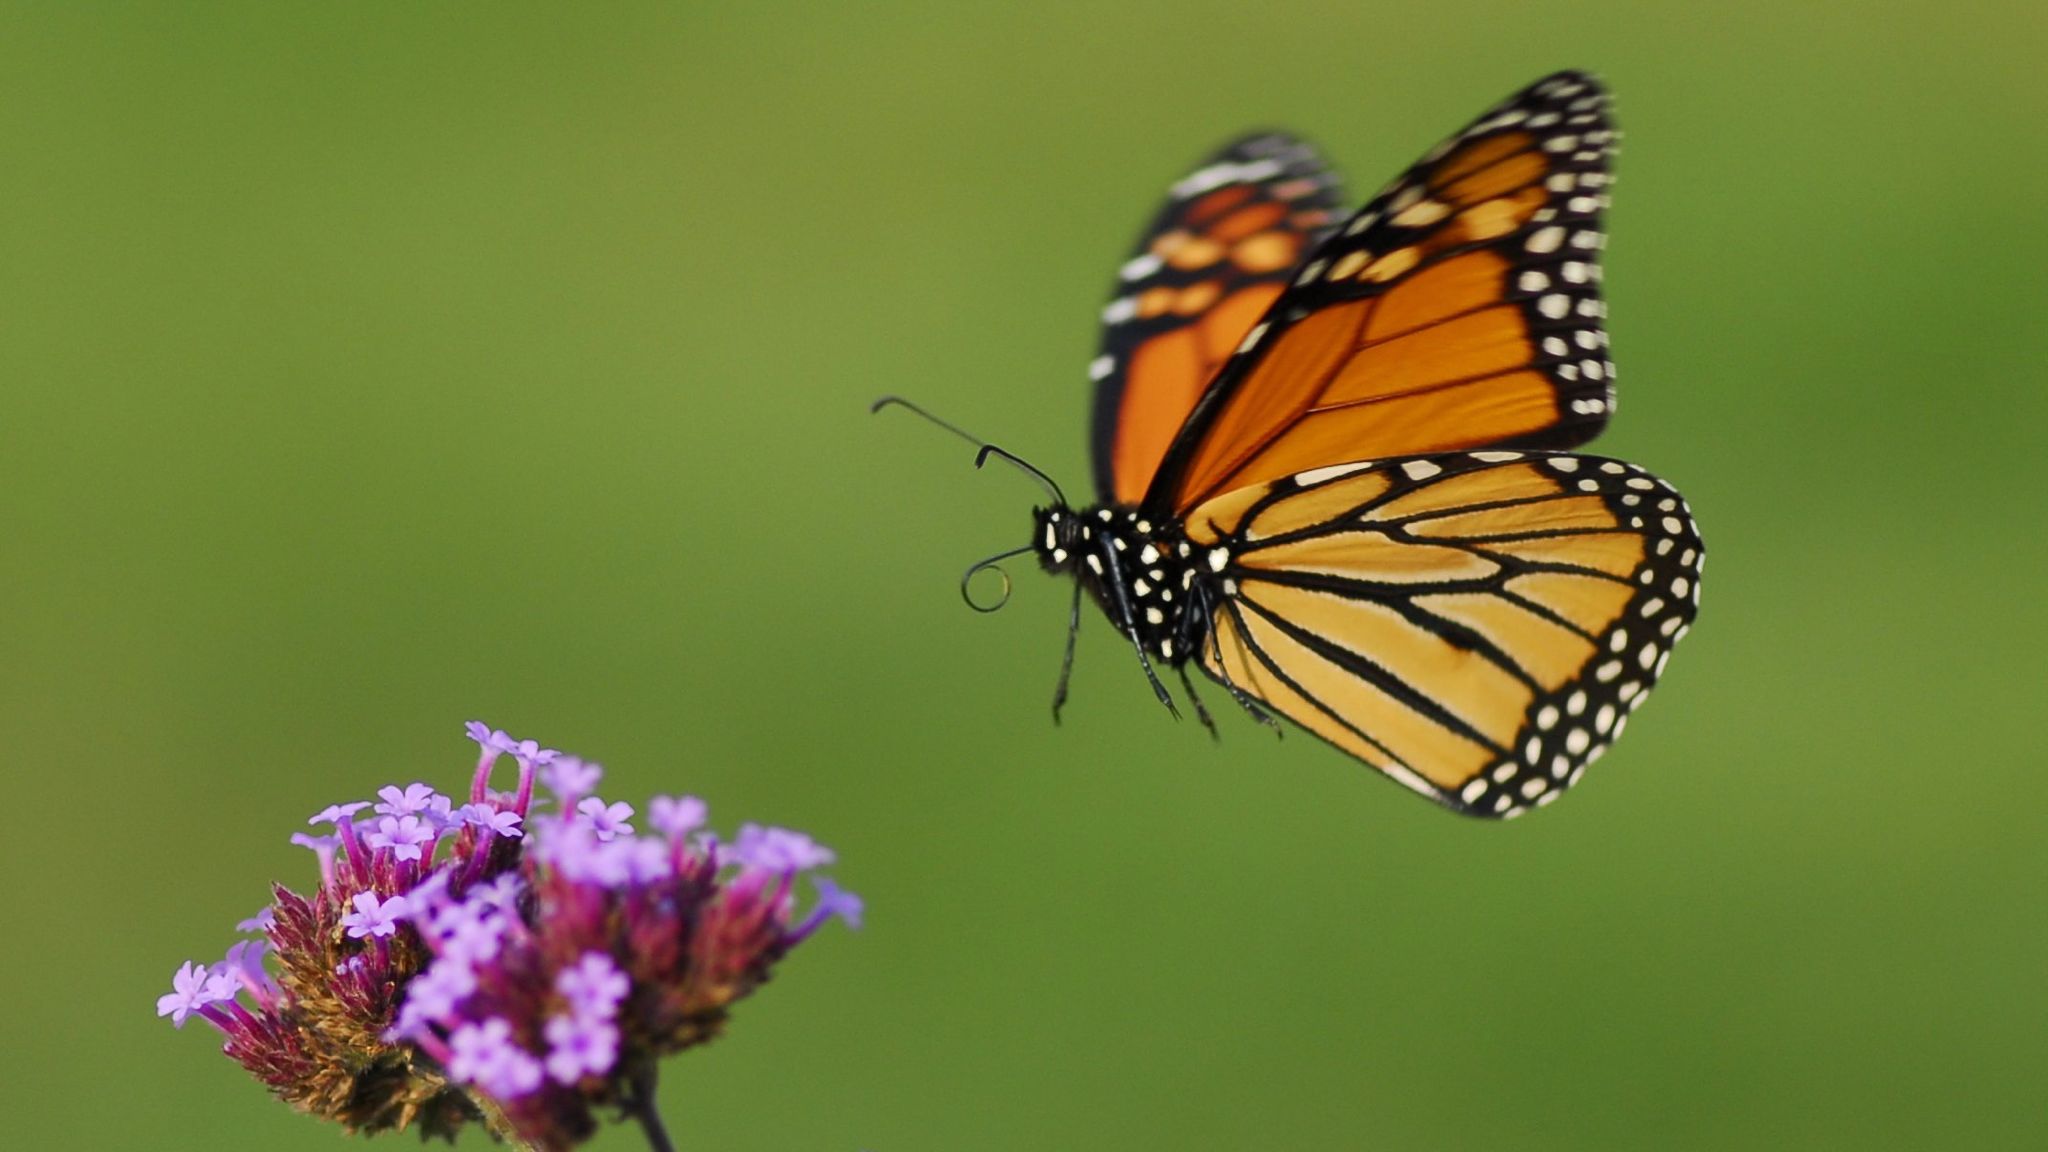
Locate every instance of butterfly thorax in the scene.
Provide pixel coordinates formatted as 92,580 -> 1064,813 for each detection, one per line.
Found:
1033,504 -> 1214,665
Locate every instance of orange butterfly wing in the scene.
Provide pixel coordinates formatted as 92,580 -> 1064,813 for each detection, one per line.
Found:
1186,450 -> 1702,817
1089,133 -> 1346,505
1145,71 -> 1622,517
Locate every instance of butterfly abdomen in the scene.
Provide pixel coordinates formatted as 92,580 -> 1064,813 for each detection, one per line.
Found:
1034,505 -> 1214,664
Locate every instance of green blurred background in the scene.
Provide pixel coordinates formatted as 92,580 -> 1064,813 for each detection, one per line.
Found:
5,2 -> 2045,1148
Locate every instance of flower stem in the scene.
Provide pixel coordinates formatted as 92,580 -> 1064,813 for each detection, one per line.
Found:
466,1088 -> 543,1151
627,1063 -> 677,1152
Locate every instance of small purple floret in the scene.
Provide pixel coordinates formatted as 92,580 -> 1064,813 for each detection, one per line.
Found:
365,814 -> 436,862
808,876 -> 864,931
465,721 -> 517,756
308,802 -> 369,826
621,837 -> 671,884
648,794 -> 707,839
202,964 -> 244,1003
542,756 -> 602,802
556,953 -> 629,1020
341,891 -> 410,940
448,1017 -> 544,1098
543,1013 -> 620,1084
374,783 -> 442,819
395,960 -> 477,1035
511,740 -> 559,769
462,803 -> 524,839
730,824 -> 835,874
219,938 -> 279,1001
156,961 -> 217,1028
473,873 -> 523,912
427,901 -> 510,965
576,797 -> 635,842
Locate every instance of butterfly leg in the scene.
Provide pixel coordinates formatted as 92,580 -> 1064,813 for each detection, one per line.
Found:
1199,598 -> 1280,733
1098,539 -> 1181,720
1050,580 -> 1082,724
1176,663 -> 1220,742
1211,656 -> 1279,732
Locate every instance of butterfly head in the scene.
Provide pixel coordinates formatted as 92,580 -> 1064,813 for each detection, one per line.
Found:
1031,505 -> 1088,574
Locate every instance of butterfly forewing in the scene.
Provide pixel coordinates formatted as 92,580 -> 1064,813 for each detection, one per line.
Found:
1190,450 -> 1700,818
1143,71 -> 1622,518
1090,133 -> 1347,506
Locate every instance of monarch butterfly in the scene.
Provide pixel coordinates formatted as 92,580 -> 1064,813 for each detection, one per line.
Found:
878,71 -> 1701,818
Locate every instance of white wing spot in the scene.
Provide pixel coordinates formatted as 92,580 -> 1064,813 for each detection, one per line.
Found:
1400,459 -> 1443,480
1119,253 -> 1163,281
1295,461 -> 1374,486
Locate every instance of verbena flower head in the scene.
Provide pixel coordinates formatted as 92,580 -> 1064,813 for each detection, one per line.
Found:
159,721 -> 860,1149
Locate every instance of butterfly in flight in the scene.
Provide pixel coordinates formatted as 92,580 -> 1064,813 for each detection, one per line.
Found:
877,71 -> 1701,818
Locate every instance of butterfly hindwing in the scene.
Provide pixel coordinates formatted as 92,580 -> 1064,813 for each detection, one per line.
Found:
1147,71 -> 1622,517
1187,449 -> 1700,817
1090,133 -> 1346,506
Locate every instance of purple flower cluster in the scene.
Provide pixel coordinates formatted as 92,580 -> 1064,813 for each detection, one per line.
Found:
159,722 -> 860,1149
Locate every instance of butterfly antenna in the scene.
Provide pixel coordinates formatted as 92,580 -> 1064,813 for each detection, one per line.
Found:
870,395 -> 1068,506
961,544 -> 1035,613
